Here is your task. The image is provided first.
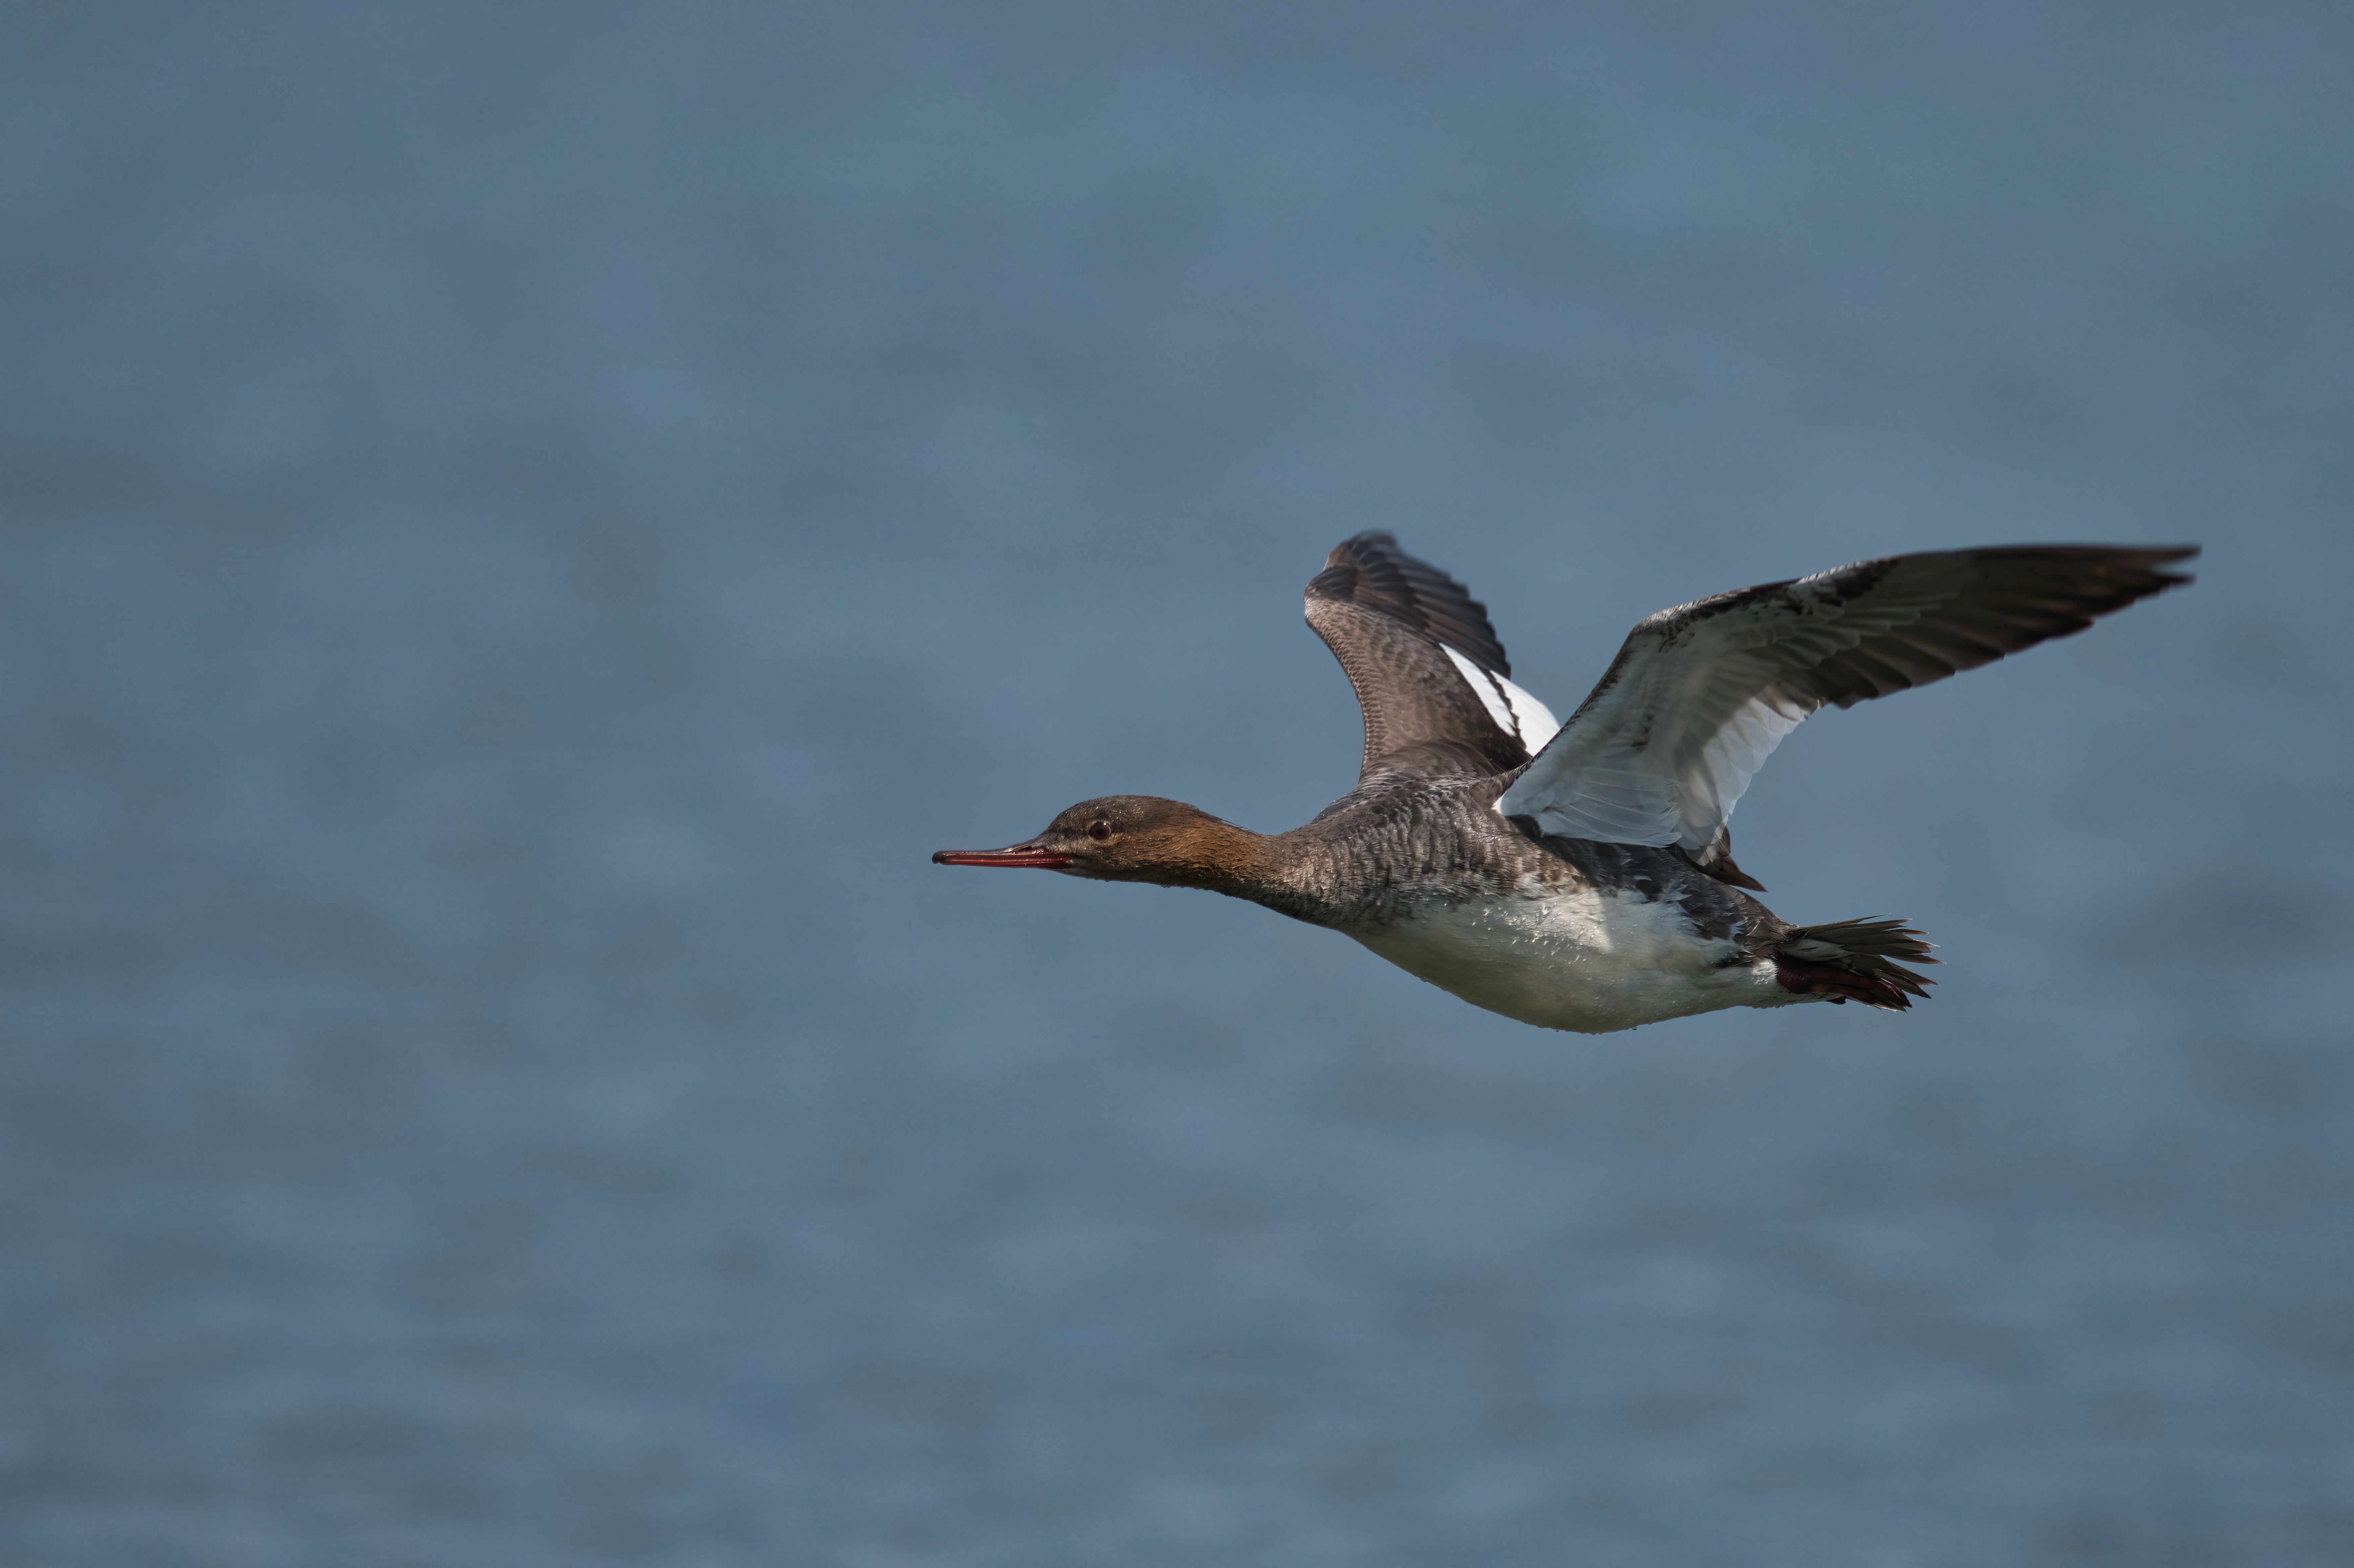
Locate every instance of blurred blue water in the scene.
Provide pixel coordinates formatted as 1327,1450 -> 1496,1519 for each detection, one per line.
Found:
3,3 -> 2351,1563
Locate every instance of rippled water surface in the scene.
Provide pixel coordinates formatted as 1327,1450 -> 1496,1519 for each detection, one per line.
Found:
5,4 -> 2351,1563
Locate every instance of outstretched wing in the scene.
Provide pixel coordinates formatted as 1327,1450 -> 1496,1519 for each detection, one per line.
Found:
1496,545 -> 2198,852
1305,532 -> 1562,781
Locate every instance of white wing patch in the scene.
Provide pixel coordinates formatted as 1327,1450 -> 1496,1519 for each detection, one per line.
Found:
1442,645 -> 1562,752
1497,674 -> 1807,850
1493,568 -> 1875,851
1443,645 -> 1517,734
1500,675 -> 1561,751
1497,760 -> 1683,844
1679,694 -> 1805,850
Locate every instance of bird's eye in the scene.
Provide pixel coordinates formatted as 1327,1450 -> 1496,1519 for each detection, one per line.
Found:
1087,820 -> 1114,841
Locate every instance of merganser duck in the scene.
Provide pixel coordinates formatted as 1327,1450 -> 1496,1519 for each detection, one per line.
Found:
936,534 -> 2196,1033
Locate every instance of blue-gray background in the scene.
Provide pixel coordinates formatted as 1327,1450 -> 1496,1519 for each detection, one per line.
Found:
5,4 -> 2349,1564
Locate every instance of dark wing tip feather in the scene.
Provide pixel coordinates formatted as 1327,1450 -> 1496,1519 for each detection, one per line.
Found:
1797,543 -> 2199,711
1310,531 -> 1515,676
1964,543 -> 2198,594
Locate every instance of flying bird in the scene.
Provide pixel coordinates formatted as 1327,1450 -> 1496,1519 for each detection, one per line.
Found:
936,535 -> 2195,1033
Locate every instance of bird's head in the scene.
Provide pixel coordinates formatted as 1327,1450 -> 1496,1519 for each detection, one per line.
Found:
933,796 -> 1258,888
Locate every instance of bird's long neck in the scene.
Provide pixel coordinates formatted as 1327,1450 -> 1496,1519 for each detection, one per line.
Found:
1153,810 -> 1432,928
1141,817 -> 1338,926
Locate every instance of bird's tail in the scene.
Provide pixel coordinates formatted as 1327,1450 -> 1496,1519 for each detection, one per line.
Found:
1773,918 -> 1938,1012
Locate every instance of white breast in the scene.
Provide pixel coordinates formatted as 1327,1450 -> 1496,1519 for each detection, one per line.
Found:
1348,881 -> 1790,1034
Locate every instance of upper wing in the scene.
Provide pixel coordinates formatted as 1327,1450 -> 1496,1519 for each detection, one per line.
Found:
1495,545 -> 2198,852
1305,532 -> 1562,781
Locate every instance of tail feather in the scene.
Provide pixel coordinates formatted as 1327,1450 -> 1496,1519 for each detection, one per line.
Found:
1774,917 -> 1938,1012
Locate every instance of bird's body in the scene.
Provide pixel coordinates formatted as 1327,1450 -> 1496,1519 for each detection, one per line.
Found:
1335,823 -> 1786,1035
937,535 -> 2194,1033
1206,771 -> 1787,1033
